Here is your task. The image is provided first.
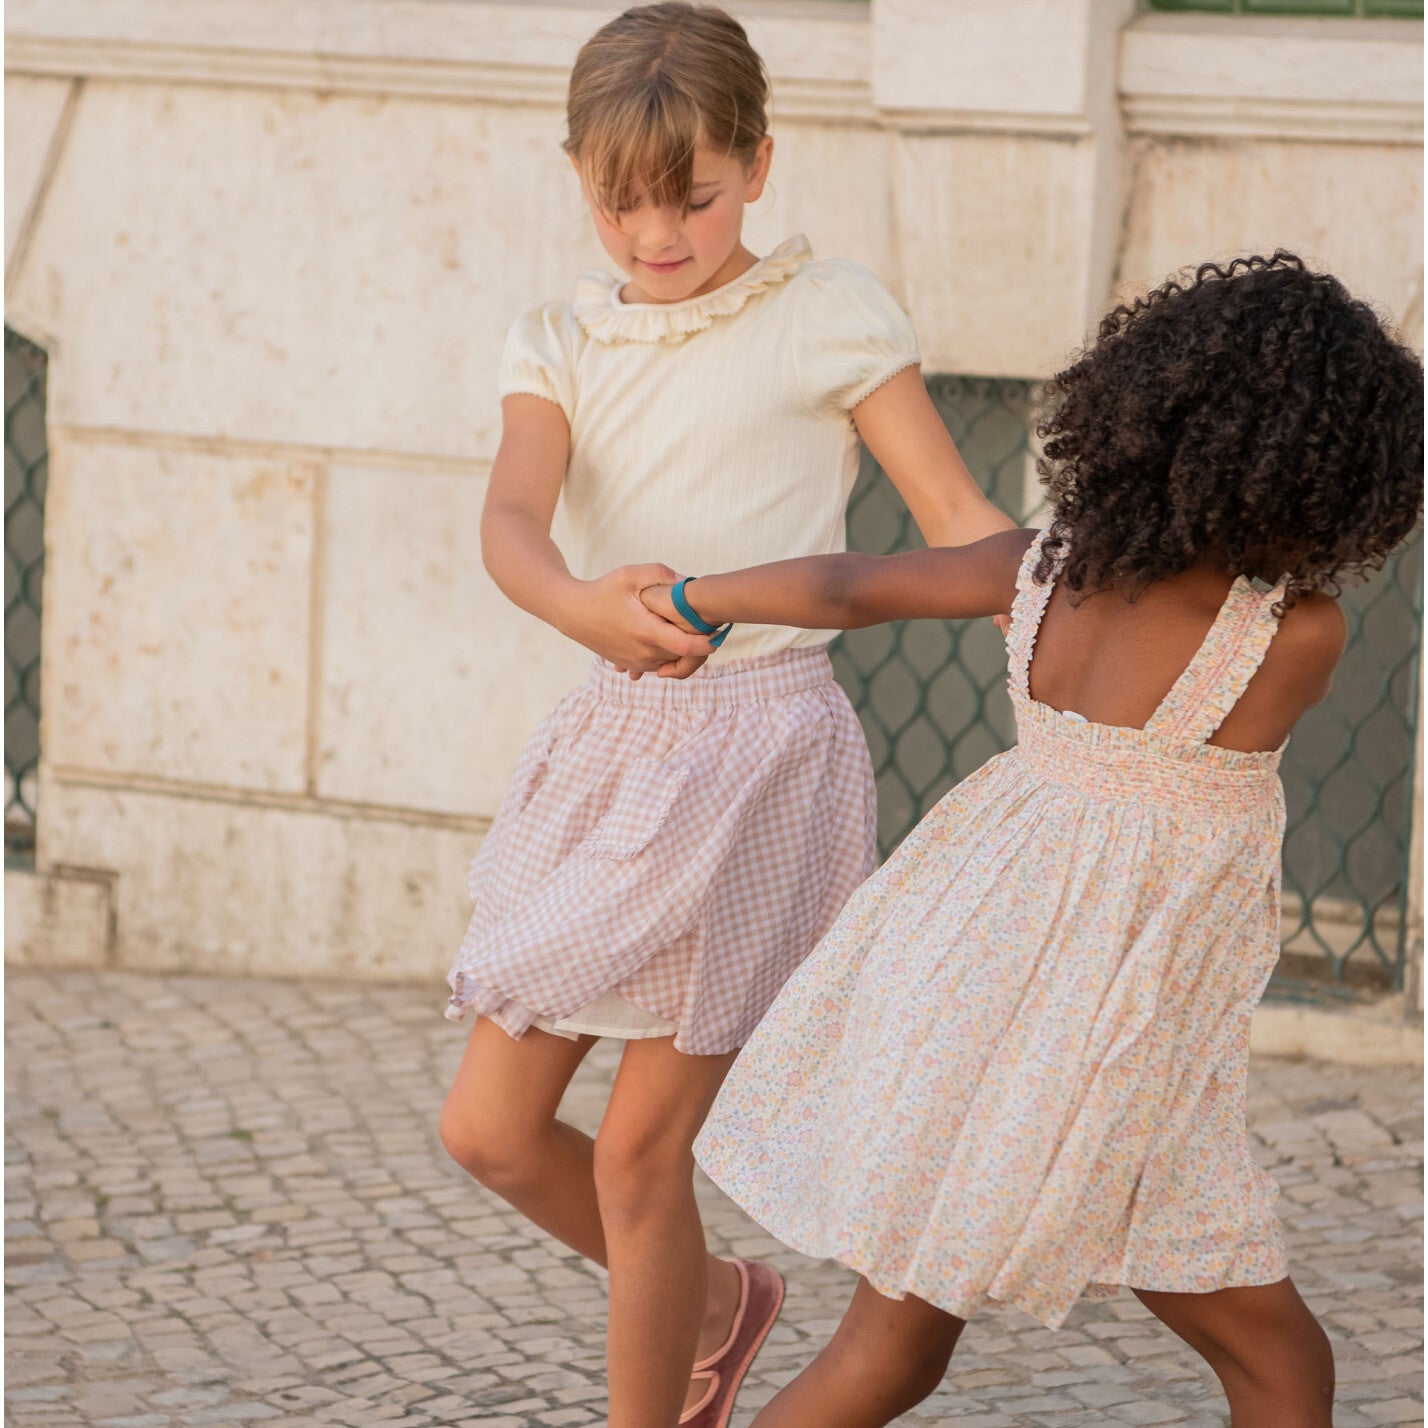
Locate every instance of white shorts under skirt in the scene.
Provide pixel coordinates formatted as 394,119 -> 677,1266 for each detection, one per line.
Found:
531,987 -> 679,1042
445,647 -> 877,1056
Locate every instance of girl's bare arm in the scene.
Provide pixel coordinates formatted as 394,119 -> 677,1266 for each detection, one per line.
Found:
645,529 -> 1037,633
852,368 -> 1017,548
482,395 -> 715,672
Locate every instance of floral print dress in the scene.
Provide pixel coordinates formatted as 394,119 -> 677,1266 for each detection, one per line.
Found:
695,533 -> 1291,1328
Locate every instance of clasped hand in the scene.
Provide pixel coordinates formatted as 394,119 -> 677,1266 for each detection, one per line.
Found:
574,565 -> 711,680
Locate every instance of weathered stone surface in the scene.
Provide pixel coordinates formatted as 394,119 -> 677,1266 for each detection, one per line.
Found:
1117,137 -> 1424,336
42,436 -> 316,792
1252,998 -> 1423,1068
4,866 -> 112,968
5,969 -> 1422,1427
740,120 -> 900,294
38,782 -> 477,982
1121,13 -> 1422,111
4,73 -> 74,270
892,131 -> 1109,379
8,79 -> 602,461
315,463 -> 586,819
873,0 -> 1129,117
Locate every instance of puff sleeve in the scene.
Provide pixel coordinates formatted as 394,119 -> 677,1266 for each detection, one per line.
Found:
498,303 -> 579,422
790,260 -> 921,424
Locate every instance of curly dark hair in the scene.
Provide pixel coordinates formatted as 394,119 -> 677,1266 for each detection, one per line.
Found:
1034,251 -> 1423,610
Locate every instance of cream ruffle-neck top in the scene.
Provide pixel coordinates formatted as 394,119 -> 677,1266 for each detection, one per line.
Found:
499,235 -> 920,661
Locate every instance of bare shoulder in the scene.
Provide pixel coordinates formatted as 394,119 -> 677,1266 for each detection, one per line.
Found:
976,527 -> 1041,565
914,526 -> 1037,576
947,527 -> 1040,607
1002,526 -> 1043,553
1262,591 -> 1347,705
1273,592 -> 1347,664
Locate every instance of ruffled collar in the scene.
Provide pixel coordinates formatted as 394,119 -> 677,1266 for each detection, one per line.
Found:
572,235 -> 812,345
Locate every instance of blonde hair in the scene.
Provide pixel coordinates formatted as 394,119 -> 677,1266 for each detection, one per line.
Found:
565,2 -> 770,215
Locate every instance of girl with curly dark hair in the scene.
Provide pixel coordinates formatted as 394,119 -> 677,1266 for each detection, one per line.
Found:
636,252 -> 1421,1426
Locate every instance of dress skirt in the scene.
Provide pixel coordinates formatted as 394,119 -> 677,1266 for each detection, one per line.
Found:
693,541 -> 1295,1327
445,647 -> 877,1055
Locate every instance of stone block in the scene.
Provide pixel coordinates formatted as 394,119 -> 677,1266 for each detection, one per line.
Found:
1117,138 -> 1424,343
742,121 -> 899,294
891,131 -> 1106,377
38,779 -> 479,983
315,462 -> 586,818
4,864 -> 113,967
873,0 -> 1107,118
1251,998 -> 1424,1068
1122,11 -> 1422,109
8,79 -> 605,460
42,435 -> 315,791
873,0 -> 1134,379
4,74 -> 75,270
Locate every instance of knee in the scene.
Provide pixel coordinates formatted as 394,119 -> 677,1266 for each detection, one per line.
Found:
825,1327 -> 953,1409
1240,1314 -> 1335,1405
1283,1314 -> 1334,1389
438,1095 -> 542,1194
1195,1295 -> 1335,1423
592,1125 -> 692,1229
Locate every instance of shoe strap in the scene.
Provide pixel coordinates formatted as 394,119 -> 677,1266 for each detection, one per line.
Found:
692,1259 -> 751,1371
677,1370 -> 720,1424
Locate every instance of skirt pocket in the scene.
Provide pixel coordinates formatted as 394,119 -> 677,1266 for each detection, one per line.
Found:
583,755 -> 689,860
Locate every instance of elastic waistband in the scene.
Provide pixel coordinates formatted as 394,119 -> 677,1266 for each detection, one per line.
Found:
586,647 -> 837,707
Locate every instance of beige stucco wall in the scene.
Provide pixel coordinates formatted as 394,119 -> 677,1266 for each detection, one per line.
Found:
4,0 -> 1422,991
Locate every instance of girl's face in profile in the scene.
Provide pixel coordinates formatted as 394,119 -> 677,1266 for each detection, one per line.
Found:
578,137 -> 773,305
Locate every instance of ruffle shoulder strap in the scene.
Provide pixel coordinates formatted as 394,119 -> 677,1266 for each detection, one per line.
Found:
1006,530 -> 1061,701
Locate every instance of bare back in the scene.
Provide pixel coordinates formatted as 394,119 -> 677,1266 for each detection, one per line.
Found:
1026,560 -> 1346,753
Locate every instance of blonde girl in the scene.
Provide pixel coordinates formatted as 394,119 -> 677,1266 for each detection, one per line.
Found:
436,5 -> 1011,1427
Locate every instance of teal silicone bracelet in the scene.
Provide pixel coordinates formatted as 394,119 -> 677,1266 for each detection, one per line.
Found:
671,577 -> 732,648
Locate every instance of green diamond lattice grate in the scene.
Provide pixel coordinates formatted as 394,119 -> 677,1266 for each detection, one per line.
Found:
5,327 -> 47,852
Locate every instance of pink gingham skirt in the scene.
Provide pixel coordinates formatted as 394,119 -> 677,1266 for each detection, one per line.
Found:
445,647 -> 877,1055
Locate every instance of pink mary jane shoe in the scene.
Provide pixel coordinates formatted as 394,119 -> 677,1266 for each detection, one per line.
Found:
678,1258 -> 786,1428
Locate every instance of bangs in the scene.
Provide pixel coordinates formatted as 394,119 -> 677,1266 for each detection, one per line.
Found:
564,4 -> 769,215
578,84 -> 702,214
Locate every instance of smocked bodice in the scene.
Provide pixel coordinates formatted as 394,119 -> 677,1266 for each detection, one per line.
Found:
1004,533 -> 1287,818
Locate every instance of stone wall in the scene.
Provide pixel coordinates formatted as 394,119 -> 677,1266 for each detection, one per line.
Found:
4,0 -> 1422,989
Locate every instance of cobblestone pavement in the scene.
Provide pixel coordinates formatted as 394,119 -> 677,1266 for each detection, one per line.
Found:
6,970 -> 1422,1428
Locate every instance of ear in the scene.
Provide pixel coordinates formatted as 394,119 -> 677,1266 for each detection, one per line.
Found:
744,135 -> 774,204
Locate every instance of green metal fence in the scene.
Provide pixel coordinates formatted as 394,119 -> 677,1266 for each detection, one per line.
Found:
831,378 -> 1039,850
5,328 -> 48,855
831,374 -> 1423,995
1277,537 -> 1423,995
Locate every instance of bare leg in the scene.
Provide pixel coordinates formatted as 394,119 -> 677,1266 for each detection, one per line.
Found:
1134,1278 -> 1333,1428
593,1036 -> 741,1428
753,1277 -> 966,1428
439,1016 -> 607,1261
439,1019 -> 742,1413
